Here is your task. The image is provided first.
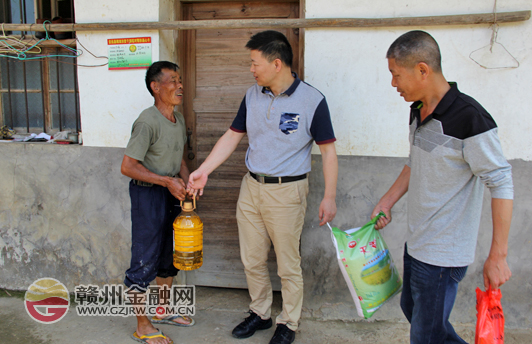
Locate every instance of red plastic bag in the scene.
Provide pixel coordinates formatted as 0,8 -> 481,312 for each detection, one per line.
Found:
475,287 -> 504,344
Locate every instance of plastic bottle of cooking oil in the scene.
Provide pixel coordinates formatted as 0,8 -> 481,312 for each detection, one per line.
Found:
173,197 -> 203,270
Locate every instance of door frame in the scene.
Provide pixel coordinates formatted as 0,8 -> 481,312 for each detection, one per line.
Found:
176,0 -> 305,172
176,0 -> 305,79
174,0 -> 305,289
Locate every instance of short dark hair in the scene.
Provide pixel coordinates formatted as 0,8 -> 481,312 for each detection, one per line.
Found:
245,30 -> 293,68
145,61 -> 179,96
386,30 -> 442,73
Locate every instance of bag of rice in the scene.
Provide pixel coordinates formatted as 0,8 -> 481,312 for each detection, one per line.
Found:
329,212 -> 402,319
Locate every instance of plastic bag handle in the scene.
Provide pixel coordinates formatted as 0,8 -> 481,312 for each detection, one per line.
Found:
371,211 -> 386,224
326,211 -> 386,231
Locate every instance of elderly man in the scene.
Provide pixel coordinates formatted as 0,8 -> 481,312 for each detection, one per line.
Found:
121,61 -> 194,344
372,31 -> 513,343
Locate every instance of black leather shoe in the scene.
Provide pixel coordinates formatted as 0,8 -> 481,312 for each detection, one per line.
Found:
269,324 -> 295,344
232,311 -> 272,339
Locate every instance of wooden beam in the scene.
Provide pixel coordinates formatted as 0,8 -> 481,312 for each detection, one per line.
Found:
3,10 -> 530,32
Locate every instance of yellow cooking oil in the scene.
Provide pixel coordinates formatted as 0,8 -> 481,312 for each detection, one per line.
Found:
173,198 -> 203,270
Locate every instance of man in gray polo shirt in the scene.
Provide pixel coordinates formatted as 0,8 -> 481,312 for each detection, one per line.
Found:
187,31 -> 338,344
372,31 -> 513,343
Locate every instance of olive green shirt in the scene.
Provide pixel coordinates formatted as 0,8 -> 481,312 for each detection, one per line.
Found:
125,106 -> 187,177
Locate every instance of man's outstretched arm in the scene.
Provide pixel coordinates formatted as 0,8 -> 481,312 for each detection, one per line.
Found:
187,129 -> 246,196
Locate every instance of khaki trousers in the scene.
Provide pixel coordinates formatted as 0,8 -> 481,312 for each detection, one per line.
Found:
236,172 -> 309,331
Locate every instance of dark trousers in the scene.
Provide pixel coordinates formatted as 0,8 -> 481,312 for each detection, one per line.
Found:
124,181 -> 180,292
401,244 -> 468,344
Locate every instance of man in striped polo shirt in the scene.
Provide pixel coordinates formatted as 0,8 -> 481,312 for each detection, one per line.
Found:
187,31 -> 338,344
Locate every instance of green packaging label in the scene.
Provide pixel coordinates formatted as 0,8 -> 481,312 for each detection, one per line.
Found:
331,212 -> 402,318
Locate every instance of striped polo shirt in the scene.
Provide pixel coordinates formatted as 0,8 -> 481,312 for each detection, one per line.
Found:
230,74 -> 336,177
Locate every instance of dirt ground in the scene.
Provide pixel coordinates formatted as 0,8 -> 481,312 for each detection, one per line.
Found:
0,286 -> 530,344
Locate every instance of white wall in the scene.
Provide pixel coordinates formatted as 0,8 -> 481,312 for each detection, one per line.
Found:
159,0 -> 178,62
305,0 -> 532,161
75,0 -> 175,147
73,0 -> 531,159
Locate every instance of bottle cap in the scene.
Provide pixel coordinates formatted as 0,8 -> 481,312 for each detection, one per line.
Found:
182,201 -> 194,211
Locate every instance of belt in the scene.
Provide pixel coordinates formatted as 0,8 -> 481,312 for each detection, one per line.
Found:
132,179 -> 154,187
249,172 -> 307,184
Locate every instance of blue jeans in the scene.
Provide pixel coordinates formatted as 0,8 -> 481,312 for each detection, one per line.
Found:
401,244 -> 468,344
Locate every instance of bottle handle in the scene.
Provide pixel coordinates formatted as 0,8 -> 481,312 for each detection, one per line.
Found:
179,194 -> 196,210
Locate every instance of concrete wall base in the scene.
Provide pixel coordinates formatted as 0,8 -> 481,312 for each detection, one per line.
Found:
1,143 -> 530,328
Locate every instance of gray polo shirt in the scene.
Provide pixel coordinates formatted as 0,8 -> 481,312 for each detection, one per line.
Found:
406,83 -> 513,267
230,74 -> 336,177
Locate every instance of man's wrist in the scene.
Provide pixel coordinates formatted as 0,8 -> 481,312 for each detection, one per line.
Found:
160,176 -> 174,188
197,165 -> 211,177
377,197 -> 395,211
323,194 -> 336,201
488,248 -> 508,260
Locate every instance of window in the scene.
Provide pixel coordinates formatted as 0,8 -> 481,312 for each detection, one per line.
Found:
0,0 -> 80,134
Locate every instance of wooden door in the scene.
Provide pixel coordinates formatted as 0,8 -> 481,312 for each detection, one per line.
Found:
179,1 -> 300,289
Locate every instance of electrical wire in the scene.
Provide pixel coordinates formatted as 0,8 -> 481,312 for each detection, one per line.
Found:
0,21 -> 81,60
74,37 -> 109,67
0,21 -> 109,67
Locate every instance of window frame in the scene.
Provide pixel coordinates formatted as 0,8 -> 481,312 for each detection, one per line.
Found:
0,0 -> 79,135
